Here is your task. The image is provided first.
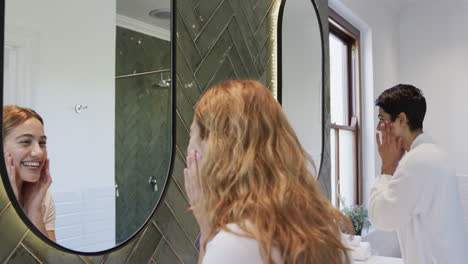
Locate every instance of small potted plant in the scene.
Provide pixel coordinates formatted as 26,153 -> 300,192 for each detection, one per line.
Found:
339,196 -> 371,236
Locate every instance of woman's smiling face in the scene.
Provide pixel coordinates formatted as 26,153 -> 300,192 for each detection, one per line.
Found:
3,118 -> 47,183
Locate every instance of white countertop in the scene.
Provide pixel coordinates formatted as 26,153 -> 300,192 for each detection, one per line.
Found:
354,256 -> 403,264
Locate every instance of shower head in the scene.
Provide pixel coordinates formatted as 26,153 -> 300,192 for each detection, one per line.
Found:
151,71 -> 171,89
152,78 -> 171,89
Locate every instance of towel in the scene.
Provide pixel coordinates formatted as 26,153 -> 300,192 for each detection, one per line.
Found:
342,234 -> 362,247
350,242 -> 371,261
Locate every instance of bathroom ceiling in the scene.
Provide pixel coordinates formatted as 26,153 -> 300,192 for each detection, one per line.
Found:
377,0 -> 416,12
382,0 -> 448,12
117,0 -> 170,31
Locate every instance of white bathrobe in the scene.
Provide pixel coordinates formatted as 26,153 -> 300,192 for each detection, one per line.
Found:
369,133 -> 468,263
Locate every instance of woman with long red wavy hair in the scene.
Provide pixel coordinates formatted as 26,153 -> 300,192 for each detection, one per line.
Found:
184,80 -> 351,263
3,105 -> 56,241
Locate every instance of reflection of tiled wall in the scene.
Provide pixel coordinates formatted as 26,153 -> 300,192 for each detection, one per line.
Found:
115,27 -> 171,76
54,187 -> 115,252
0,0 -> 331,263
114,26 -> 172,244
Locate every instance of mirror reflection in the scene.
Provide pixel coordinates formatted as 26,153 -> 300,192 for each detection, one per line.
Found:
280,0 -> 323,174
3,106 -> 55,241
3,0 -> 172,252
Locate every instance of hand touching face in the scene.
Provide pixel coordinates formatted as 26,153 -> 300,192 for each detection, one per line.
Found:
377,107 -> 408,138
3,118 -> 52,233
184,150 -> 202,209
376,120 -> 405,175
185,120 -> 207,207
21,158 -> 52,212
185,120 -> 210,235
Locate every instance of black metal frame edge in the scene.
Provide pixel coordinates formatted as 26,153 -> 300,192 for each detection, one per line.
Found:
276,0 -> 326,179
0,0 -> 177,256
276,0 -> 285,105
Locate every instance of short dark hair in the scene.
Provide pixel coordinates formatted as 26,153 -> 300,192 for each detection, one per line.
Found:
375,84 -> 426,131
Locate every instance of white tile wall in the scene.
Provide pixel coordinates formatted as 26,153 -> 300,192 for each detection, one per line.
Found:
457,175 -> 468,229
53,186 -> 115,252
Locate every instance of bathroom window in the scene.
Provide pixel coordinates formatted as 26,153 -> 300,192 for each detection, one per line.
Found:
329,8 -> 361,208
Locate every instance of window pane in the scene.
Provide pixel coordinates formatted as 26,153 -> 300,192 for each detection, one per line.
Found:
338,129 -> 356,208
330,129 -> 357,208
331,129 -> 337,206
329,34 -> 349,125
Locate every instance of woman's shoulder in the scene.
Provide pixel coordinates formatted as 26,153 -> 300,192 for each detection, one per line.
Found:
206,223 -> 255,250
41,190 -> 56,231
42,190 -> 55,207
203,223 -> 267,264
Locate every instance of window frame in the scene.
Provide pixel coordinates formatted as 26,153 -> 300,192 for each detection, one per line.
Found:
328,8 -> 363,206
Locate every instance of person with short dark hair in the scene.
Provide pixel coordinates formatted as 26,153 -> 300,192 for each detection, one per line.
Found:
369,84 -> 467,263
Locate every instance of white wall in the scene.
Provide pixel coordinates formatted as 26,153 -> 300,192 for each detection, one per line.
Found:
5,0 -> 116,251
329,0 -> 401,205
399,1 -> 468,176
281,0 -> 323,169
331,0 -> 468,204
457,176 -> 468,232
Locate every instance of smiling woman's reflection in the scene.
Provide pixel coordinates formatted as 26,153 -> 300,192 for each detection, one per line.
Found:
2,105 -> 56,241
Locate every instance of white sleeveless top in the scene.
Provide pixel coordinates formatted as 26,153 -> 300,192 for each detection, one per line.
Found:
203,223 -> 282,264
41,190 -> 56,231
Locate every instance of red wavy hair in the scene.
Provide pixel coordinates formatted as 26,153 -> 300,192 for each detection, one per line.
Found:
194,80 -> 351,263
3,105 -> 44,138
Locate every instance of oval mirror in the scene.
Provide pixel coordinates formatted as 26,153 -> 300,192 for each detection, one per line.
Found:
1,0 -> 174,254
278,0 -> 324,176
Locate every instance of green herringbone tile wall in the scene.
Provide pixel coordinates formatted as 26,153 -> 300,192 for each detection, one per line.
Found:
114,26 -> 172,245
0,0 -> 331,263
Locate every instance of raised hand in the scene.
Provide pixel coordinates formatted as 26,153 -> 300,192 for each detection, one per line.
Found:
4,152 -> 19,199
376,121 -> 405,175
184,150 -> 210,244
184,150 -> 203,213
22,158 -> 52,222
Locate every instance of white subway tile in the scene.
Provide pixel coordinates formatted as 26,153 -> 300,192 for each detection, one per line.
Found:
82,209 -> 114,223
55,225 -> 82,239
55,201 -> 83,215
83,219 -> 115,233
83,197 -> 114,211
55,213 -> 83,228
57,237 -> 86,249
52,190 -> 82,203
83,229 -> 115,244
82,186 -> 115,200
78,241 -> 116,252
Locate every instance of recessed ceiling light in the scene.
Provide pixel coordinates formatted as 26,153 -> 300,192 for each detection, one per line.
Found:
149,9 -> 171,20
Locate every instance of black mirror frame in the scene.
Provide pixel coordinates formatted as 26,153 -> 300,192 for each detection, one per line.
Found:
0,0 -> 176,256
276,0 -> 326,180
